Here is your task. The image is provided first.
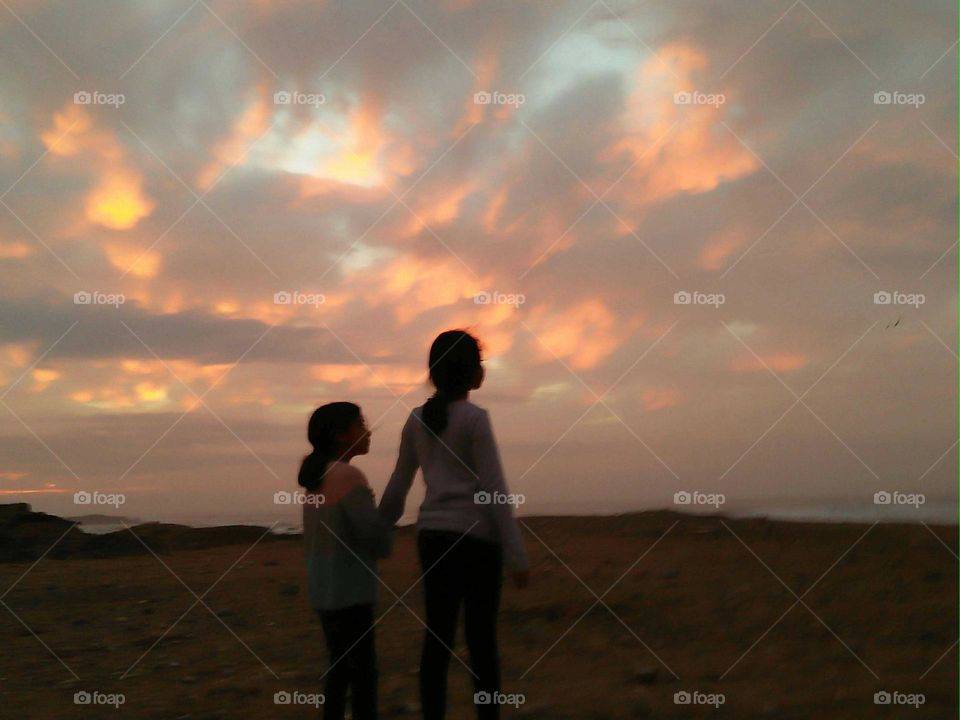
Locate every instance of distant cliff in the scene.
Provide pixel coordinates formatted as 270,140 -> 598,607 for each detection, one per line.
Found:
0,503 -> 299,562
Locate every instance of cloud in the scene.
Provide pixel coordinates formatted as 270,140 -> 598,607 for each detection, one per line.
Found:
40,104 -> 155,231
0,0 -> 954,517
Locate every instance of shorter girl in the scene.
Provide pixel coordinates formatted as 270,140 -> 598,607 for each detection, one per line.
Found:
299,402 -> 392,720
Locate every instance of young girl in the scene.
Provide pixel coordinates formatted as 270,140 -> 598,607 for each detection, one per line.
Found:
299,402 -> 392,720
380,330 -> 529,720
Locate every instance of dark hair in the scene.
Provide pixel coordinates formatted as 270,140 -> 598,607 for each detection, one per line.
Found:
297,402 -> 361,492
422,330 -> 482,437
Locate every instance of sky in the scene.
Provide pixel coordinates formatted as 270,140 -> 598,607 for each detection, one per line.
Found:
0,0 -> 956,526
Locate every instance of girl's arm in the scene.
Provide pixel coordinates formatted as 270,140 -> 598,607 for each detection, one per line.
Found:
378,413 -> 419,525
340,469 -> 393,559
472,408 -> 529,572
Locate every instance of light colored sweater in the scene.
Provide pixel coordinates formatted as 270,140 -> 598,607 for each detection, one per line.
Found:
303,461 -> 392,611
379,400 -> 529,571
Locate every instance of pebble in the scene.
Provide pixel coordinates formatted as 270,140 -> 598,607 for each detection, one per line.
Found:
632,667 -> 658,684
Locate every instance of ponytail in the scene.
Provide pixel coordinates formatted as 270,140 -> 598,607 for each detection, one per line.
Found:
297,451 -> 326,492
422,392 -> 454,437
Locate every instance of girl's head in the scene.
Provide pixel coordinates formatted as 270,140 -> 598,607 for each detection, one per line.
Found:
422,329 -> 483,436
297,401 -> 370,491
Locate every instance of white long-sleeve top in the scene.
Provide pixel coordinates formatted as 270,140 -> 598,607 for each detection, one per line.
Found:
379,399 -> 529,571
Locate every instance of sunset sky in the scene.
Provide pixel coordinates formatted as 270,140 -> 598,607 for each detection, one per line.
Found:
0,0 -> 956,525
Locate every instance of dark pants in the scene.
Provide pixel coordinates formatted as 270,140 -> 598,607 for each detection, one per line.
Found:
417,528 -> 503,720
318,603 -> 378,720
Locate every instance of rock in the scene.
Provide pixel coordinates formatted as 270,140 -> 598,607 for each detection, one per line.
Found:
631,666 -> 659,684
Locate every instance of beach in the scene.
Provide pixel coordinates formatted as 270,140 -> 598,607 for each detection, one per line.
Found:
0,509 -> 955,718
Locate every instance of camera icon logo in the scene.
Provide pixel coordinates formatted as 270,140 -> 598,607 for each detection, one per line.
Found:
474,91 -> 492,105
473,291 -> 491,305
673,491 -> 691,505
873,290 -> 891,305
274,291 -> 292,305
274,491 -> 293,505
673,291 -> 691,305
474,691 -> 492,705
873,491 -> 891,505
74,490 -> 92,505
74,291 -> 92,304
274,91 -> 292,105
673,91 -> 692,105
74,91 -> 92,105
874,691 -> 891,705
474,491 -> 491,505
674,691 -> 691,704
873,91 -> 892,105
274,691 -> 292,704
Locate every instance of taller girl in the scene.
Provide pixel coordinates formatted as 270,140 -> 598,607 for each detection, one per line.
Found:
379,329 -> 529,720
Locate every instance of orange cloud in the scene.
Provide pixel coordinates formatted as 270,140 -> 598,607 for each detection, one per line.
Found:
65,359 -> 245,410
700,227 -> 747,271
101,238 -> 161,277
315,94 -> 390,188
311,363 -> 424,393
347,254 -> 485,324
453,34 -> 505,134
197,95 -> 271,191
134,381 -> 169,404
403,178 -> 479,235
526,298 -> 641,370
41,104 -> 155,230
0,240 -> 32,259
0,486 -> 70,496
642,386 -> 683,411
30,367 -> 60,392
86,167 -> 156,231
731,353 -> 808,373
605,42 -> 759,205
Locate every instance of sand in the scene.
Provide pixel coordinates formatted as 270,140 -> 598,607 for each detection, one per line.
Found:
0,511 -> 955,718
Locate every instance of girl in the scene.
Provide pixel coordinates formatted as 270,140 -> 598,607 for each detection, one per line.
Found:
380,330 -> 529,720
299,402 -> 392,720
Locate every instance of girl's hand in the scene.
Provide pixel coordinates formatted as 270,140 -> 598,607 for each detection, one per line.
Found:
511,569 -> 530,589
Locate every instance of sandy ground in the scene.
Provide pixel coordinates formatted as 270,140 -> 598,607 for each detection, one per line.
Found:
0,512 -> 956,719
